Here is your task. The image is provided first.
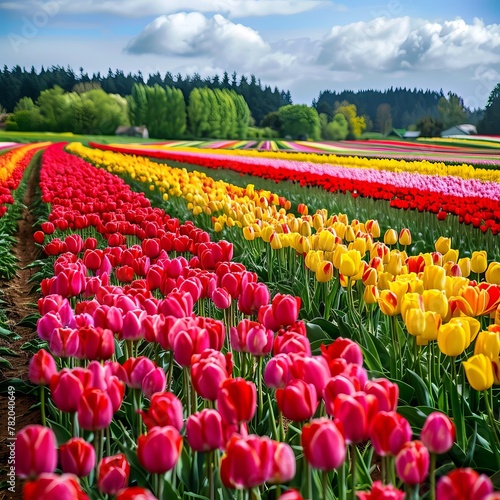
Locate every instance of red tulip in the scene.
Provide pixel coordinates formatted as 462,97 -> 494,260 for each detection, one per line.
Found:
28,349 -> 57,385
77,323 -> 115,360
137,426 -> 183,474
217,377 -> 256,425
323,375 -> 358,411
172,325 -> 211,367
77,388 -> 114,430
116,265 -> 135,283
49,327 -> 80,358
238,282 -> 270,315
23,473 -> 89,500
186,409 -> 225,452
273,329 -> 311,356
420,411 -> 456,455
364,378 -> 399,412
436,468 -> 494,500
98,454 -> 130,496
395,440 -> 429,485
60,437 -> 96,477
138,391 -> 184,431
332,392 -> 379,444
356,480 -> 405,500
276,379 -> 318,422
301,418 -> 346,471
15,425 -> 57,478
158,290 -> 193,317
122,356 -> 156,389
278,489 -> 305,500
116,487 -> 158,500
321,337 -> 364,366
370,411 -> 412,457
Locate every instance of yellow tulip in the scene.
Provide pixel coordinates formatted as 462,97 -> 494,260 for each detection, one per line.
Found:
421,311 -> 442,341
422,289 -> 449,318
384,228 -> 398,246
362,267 -> 378,286
471,250 -> 488,274
485,262 -> 500,284
305,250 -> 322,272
317,229 -> 336,252
377,290 -> 400,316
385,251 -> 403,276
401,293 -> 424,322
269,232 -> 283,250
437,320 -> 469,356
243,226 -> 255,241
340,250 -> 362,278
442,248 -> 459,264
366,219 -> 381,238
261,225 -> 273,243
463,354 -> 494,391
404,307 -> 425,337
377,271 -> 394,291
474,329 -> 500,359
371,242 -> 390,264
350,237 -> 367,255
434,236 -> 451,255
363,285 -> 379,305
444,276 -> 469,299
333,245 -> 348,269
423,265 -> 446,291
300,220 -> 312,237
457,258 -> 471,278
398,228 -> 412,246
316,261 -> 334,282
345,225 -> 356,242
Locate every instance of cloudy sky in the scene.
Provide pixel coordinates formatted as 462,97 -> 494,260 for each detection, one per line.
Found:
0,0 -> 499,108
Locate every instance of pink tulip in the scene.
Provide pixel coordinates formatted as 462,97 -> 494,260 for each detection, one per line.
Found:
395,440 -> 429,485
77,389 -> 114,430
186,409 -> 225,452
420,411 -> 456,454
23,473 -> 89,500
28,349 -> 57,385
138,391 -> 184,431
15,425 -> 57,478
141,367 -> 166,399
276,379 -> 318,422
137,426 -> 183,474
98,454 -> 130,495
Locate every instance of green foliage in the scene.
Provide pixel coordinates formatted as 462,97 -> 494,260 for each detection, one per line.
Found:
164,87 -> 187,138
277,104 -> 320,140
322,113 -> 349,140
478,83 -> 500,134
376,103 -> 393,134
7,86 -> 128,134
334,102 -> 366,139
437,92 -> 467,129
416,116 -> 444,137
188,88 -> 250,139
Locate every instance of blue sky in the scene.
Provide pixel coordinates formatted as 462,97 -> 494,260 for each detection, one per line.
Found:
0,0 -> 499,108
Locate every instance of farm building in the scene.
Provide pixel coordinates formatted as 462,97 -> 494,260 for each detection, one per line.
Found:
441,124 -> 477,137
115,125 -> 149,138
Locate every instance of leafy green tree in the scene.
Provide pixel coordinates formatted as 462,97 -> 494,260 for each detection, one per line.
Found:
14,97 -> 36,112
334,102 -> 366,139
478,83 -> 500,134
322,113 -> 349,140
437,92 -> 467,129
277,104 -> 320,140
164,86 -> 186,138
6,108 -> 45,131
416,116 -> 443,137
376,103 -> 392,134
37,86 -> 72,131
128,83 -> 148,126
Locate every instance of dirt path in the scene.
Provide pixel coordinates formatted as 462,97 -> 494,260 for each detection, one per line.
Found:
0,162 -> 42,499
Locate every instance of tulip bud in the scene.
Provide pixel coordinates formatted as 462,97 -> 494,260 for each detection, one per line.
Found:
28,349 -> 57,385
138,426 -> 183,474
60,437 -> 96,477
98,454 -> 130,496
434,236 -> 451,255
395,440 -> 429,485
15,425 -> 57,479
463,354 -> 494,391
471,250 -> 488,274
23,473 -> 89,500
420,412 -> 455,454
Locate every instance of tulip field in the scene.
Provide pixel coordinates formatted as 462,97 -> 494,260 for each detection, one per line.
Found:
0,139 -> 499,500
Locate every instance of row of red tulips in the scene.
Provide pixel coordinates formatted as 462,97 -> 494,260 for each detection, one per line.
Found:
89,143 -> 500,235
12,144 -> 500,499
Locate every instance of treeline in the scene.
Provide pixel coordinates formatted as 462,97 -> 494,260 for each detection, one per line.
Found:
313,88 -> 482,131
0,65 -> 292,125
6,83 -> 252,139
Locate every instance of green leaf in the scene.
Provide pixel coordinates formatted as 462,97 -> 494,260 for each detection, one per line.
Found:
405,369 -> 431,406
0,346 -> 21,357
0,325 -> 21,341
0,356 -> 12,368
46,418 -> 72,445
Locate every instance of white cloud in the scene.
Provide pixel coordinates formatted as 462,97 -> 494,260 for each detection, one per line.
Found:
317,16 -> 500,73
125,12 -> 298,79
0,0 -> 332,18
